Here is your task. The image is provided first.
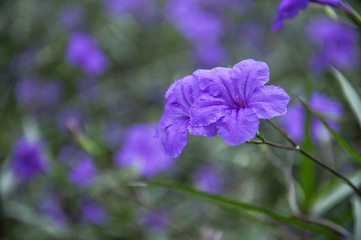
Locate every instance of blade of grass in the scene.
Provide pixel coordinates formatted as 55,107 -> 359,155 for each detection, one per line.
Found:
351,196 -> 361,239
313,171 -> 361,216
140,181 -> 340,239
331,68 -> 361,129
299,97 -> 361,165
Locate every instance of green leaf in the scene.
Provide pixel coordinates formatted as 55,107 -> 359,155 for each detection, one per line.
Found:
351,196 -> 361,239
312,171 -> 361,216
298,97 -> 361,165
332,68 -> 361,129
141,181 -> 339,239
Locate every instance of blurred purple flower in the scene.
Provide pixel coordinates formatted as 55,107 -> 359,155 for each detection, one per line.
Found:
272,0 -> 343,31
15,78 -> 63,109
59,2 -> 85,30
139,210 -> 168,232
41,193 -> 68,227
56,108 -> 83,133
103,122 -> 123,148
282,92 -> 343,143
11,137 -> 47,181
68,153 -> 97,188
115,124 -> 173,177
307,18 -> 359,73
76,78 -> 99,102
240,22 -> 266,49
193,44 -> 227,68
104,0 -> 157,22
166,1 -> 223,46
65,32 -> 108,75
155,75 -> 217,158
80,199 -> 107,225
190,59 -> 290,145
193,164 -> 224,195
57,144 -> 78,165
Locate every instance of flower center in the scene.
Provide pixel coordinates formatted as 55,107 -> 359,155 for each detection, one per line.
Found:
235,95 -> 247,108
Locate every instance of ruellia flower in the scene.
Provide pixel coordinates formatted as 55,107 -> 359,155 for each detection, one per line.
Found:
41,193 -> 68,228
65,32 -> 108,75
190,59 -> 290,145
272,0 -> 343,31
68,153 -> 97,188
193,164 -> 224,195
307,18 -> 359,73
155,75 -> 217,158
115,124 -> 173,177
138,210 -> 168,232
79,199 -> 107,225
11,137 -> 47,181
282,92 -> 343,143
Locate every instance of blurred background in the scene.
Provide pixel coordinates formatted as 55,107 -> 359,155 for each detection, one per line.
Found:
0,0 -> 361,239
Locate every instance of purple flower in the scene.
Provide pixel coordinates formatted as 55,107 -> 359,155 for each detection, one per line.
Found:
240,22 -> 266,50
104,0 -> 157,22
57,144 -> 78,165
193,164 -> 224,195
76,78 -> 99,102
80,199 -> 107,225
307,18 -> 359,73
58,3 -> 84,30
115,124 -> 173,178
68,153 -> 97,188
65,32 -> 108,75
190,59 -> 290,145
282,92 -> 343,143
15,78 -> 63,110
41,193 -> 68,228
102,122 -> 123,148
193,44 -> 227,68
139,210 -> 168,232
56,108 -> 83,133
11,137 -> 47,181
155,75 -> 217,158
272,0 -> 343,31
166,1 -> 223,46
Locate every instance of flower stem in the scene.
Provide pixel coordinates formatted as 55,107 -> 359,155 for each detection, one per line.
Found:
250,121 -> 361,199
340,1 -> 361,28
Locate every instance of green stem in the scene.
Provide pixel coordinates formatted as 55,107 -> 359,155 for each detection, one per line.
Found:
251,122 -> 361,199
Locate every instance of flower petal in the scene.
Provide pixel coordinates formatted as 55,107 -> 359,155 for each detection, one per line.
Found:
188,123 -> 217,137
232,59 -> 270,101
272,0 -> 309,31
217,108 -> 259,145
190,93 -> 229,127
160,118 -> 189,158
248,85 -> 290,119
193,67 -> 237,107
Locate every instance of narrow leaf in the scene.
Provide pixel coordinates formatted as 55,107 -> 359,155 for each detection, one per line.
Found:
299,97 -> 361,165
313,171 -> 361,216
351,196 -> 361,239
143,181 -> 339,239
332,68 -> 361,129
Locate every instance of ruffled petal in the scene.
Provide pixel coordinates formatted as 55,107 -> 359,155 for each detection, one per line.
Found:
248,85 -> 290,119
160,118 -> 189,158
193,67 -> 237,107
190,93 -> 229,127
217,108 -> 259,145
232,59 -> 270,101
272,0 -> 309,31
188,123 -> 217,137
